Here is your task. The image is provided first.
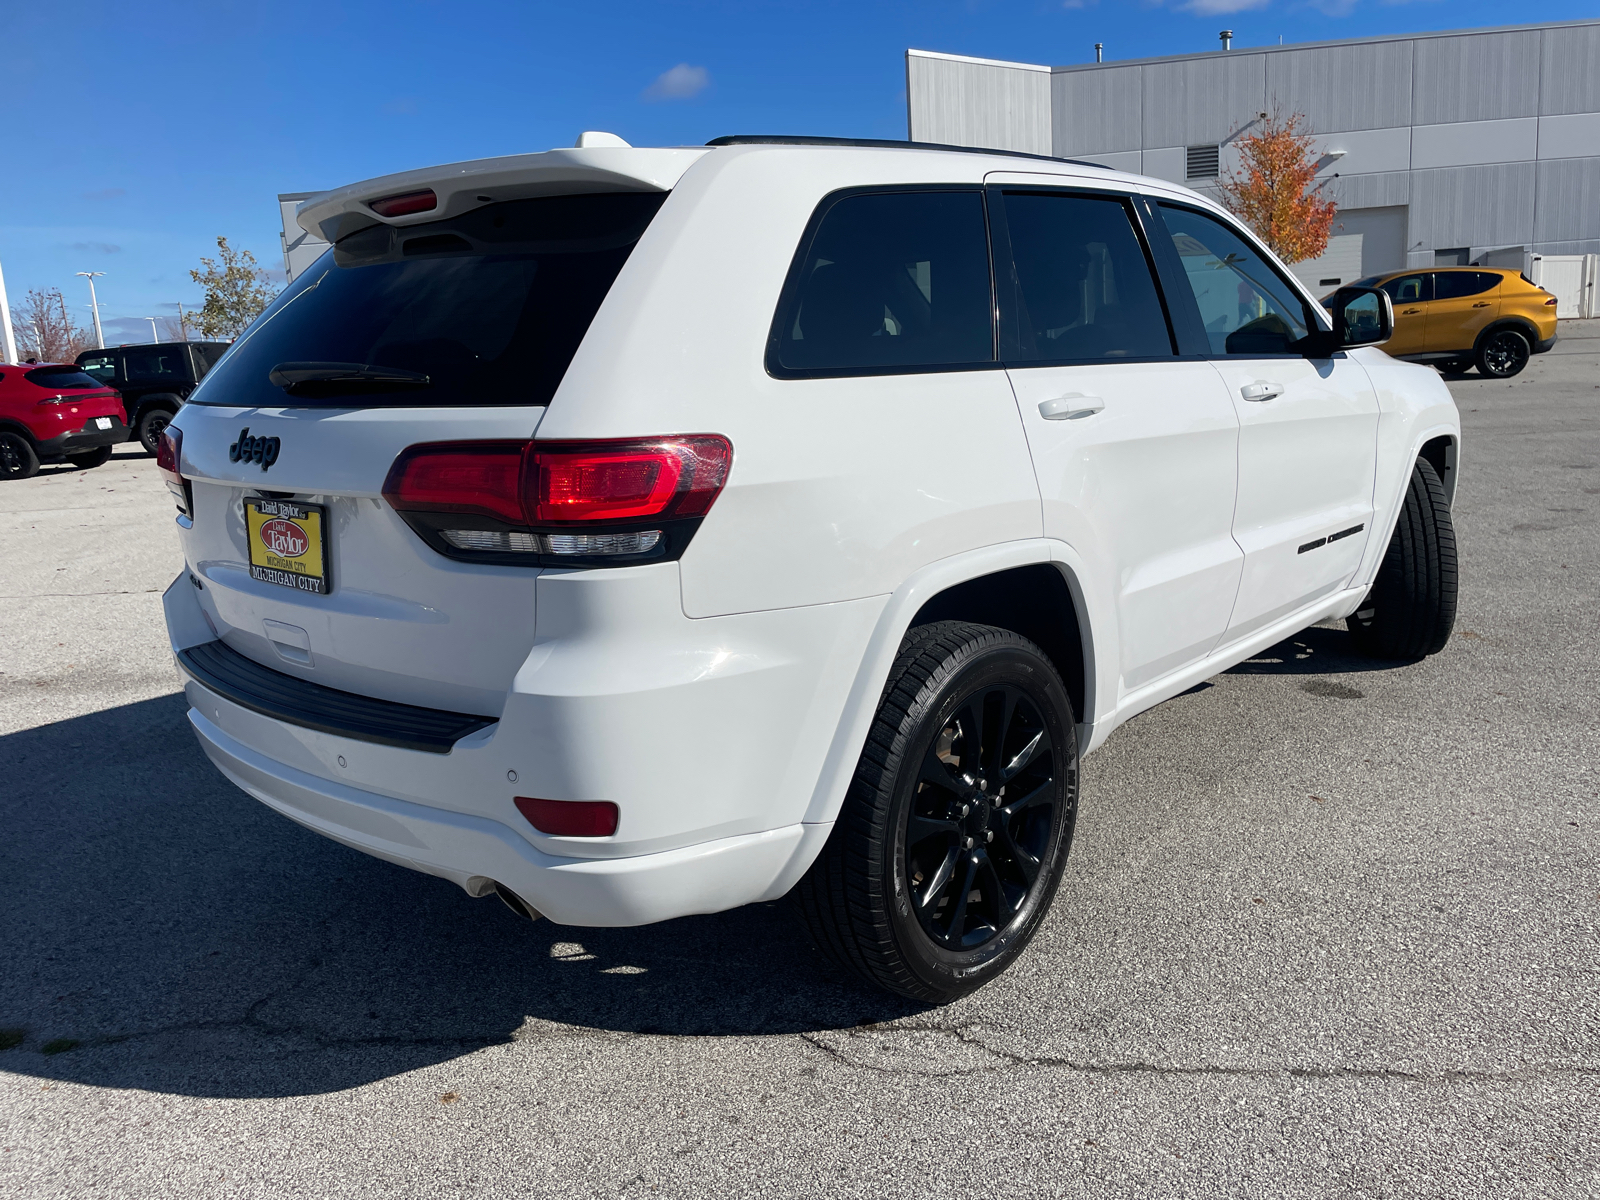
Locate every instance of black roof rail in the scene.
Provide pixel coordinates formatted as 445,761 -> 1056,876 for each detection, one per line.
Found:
705,135 -> 1107,171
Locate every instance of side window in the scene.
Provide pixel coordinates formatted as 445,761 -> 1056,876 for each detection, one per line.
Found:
1155,204 -> 1313,355
1382,274 -> 1433,304
771,190 -> 994,375
998,191 -> 1173,362
1433,271 -> 1500,300
123,348 -> 189,382
79,353 -> 116,384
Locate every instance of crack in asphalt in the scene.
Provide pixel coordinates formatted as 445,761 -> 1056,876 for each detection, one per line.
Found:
797,1025 -> 1600,1086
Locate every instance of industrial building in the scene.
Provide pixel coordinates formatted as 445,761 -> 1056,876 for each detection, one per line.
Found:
906,20 -> 1600,309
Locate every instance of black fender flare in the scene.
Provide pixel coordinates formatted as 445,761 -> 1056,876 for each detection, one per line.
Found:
0,418 -> 40,448
1472,317 -> 1540,356
132,394 -> 183,423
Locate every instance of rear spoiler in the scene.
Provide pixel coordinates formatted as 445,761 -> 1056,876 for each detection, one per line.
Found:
294,147 -> 708,245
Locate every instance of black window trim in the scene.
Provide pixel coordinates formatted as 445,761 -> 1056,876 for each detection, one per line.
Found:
1144,199 -> 1336,361
763,184 -> 1003,381
986,182 -> 1190,370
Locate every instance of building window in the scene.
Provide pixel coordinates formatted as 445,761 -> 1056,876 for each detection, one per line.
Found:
1186,144 -> 1220,180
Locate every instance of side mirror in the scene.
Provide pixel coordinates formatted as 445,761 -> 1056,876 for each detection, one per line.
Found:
1326,286 -> 1393,350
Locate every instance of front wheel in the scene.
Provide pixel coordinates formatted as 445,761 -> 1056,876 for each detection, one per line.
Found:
794,622 -> 1079,1003
1477,329 -> 1530,379
1348,457 -> 1457,660
135,408 -> 174,456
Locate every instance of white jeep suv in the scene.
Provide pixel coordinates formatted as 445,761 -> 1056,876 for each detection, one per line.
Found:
160,135 -> 1459,1002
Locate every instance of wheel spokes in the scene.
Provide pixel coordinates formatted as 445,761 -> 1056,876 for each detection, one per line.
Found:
940,854 -> 981,943
991,821 -> 1042,887
916,844 -> 961,912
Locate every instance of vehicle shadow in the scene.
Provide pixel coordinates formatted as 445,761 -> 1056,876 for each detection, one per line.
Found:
0,695 -> 918,1100
1224,623 -> 1411,677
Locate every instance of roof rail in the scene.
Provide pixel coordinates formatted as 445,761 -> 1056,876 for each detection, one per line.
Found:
705,135 -> 1106,171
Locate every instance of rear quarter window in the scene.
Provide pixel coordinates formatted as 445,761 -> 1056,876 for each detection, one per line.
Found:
768,189 -> 995,377
189,192 -> 666,408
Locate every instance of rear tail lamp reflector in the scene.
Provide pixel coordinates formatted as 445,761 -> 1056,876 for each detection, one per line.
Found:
1545,296 -> 1558,306
156,427 -> 191,519
369,188 -> 438,217
383,435 -> 731,563
515,797 -> 619,838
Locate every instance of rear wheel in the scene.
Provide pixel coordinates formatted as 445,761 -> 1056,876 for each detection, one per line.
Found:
0,432 -> 40,480
1347,457 -> 1457,660
1476,329 -> 1530,379
135,407 -> 174,455
69,446 -> 113,470
794,622 -> 1079,1003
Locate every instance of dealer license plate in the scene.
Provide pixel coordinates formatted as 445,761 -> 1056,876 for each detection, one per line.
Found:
94,417 -> 112,430
244,498 -> 329,595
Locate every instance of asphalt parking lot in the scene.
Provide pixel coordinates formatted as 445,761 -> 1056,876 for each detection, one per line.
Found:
2,327 -> 1597,1199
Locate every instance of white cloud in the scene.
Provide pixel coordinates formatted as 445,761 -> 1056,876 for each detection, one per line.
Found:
644,63 -> 709,102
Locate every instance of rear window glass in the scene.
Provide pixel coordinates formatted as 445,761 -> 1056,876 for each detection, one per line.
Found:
770,190 -> 994,375
25,366 -> 104,390
189,192 -> 667,408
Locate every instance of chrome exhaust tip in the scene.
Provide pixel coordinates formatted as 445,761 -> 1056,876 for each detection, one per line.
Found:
491,882 -> 542,922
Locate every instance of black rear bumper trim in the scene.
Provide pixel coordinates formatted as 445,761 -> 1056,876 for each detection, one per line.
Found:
178,639 -> 497,754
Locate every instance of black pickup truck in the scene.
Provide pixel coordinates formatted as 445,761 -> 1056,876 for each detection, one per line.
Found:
77,342 -> 229,454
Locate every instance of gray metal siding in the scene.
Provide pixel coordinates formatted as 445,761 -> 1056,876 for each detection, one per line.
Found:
1410,162 -> 1536,249
1142,54 -> 1266,147
1265,42 -> 1413,133
1326,170 -> 1412,210
1540,24 -> 1600,116
1413,31 -> 1542,124
1533,157 -> 1600,243
907,54 -> 1051,155
1051,65 -> 1142,156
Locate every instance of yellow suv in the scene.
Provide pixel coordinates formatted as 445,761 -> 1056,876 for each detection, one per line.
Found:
1328,267 -> 1558,378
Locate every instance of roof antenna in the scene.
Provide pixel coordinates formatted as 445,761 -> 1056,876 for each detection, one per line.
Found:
1094,43 -> 1103,63
1219,29 -> 1233,51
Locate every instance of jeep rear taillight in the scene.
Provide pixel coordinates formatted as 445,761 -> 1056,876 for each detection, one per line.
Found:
156,427 -> 192,521
382,435 -> 731,566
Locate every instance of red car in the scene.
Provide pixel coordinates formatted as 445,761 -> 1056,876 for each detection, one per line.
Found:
0,362 -> 129,480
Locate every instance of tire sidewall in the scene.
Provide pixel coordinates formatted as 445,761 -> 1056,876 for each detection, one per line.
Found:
882,641 -> 1078,995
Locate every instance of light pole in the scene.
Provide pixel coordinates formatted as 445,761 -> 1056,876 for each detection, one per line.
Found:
76,271 -> 106,349
146,317 -> 160,342
0,256 -> 17,363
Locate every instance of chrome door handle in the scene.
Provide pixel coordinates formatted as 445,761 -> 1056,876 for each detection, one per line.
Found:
1240,381 -> 1285,402
1038,394 -> 1105,421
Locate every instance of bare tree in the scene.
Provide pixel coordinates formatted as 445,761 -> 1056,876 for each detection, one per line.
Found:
13,288 -> 100,363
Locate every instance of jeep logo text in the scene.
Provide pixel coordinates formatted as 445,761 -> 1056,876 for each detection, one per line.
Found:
230,428 -> 281,471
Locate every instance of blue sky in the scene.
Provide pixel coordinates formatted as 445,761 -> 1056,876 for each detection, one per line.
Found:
3,0 -> 1588,345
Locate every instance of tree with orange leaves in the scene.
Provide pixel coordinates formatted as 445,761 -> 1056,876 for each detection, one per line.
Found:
1217,111 -> 1337,265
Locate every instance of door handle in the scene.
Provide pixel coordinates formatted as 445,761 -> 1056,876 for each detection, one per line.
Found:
1038,394 -> 1105,421
1240,381 -> 1285,402
1472,302 -> 1491,308
1402,307 -> 1421,314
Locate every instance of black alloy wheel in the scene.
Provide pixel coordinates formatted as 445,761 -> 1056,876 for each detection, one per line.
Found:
137,408 -> 173,456
905,683 -> 1058,951
795,622 -> 1078,1003
0,432 -> 40,480
1477,328 -> 1530,379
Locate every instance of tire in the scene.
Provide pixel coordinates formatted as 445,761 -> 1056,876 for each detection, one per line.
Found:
1476,328 -> 1530,379
0,432 -> 40,480
1347,457 -> 1458,660
69,446 -> 113,470
135,407 -> 175,456
794,621 -> 1079,1003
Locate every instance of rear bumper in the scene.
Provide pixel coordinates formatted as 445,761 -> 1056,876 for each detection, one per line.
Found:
35,416 -> 130,456
1534,332 -> 1557,354
187,701 -> 820,925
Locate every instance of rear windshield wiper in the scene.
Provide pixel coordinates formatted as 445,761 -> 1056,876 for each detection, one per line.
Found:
269,362 -> 431,397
